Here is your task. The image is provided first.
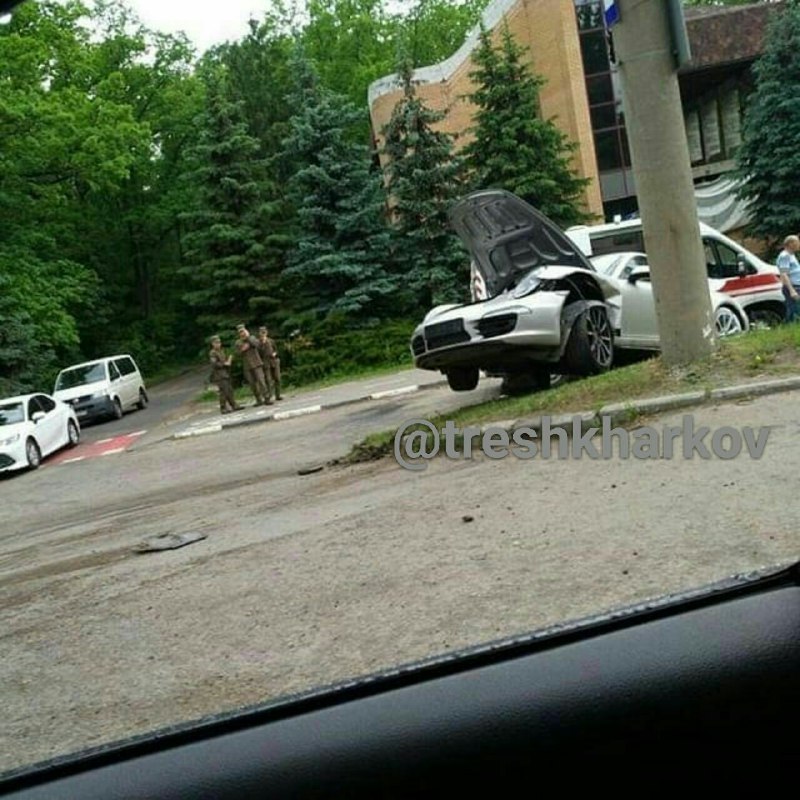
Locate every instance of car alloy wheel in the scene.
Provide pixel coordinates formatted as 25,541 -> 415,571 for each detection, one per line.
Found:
67,420 -> 80,447
26,438 -> 41,469
585,306 -> 614,368
715,306 -> 743,337
137,389 -> 148,410
112,398 -> 123,420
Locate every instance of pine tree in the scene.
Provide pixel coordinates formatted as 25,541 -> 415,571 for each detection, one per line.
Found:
180,70 -> 273,330
463,22 -> 591,228
279,48 -> 396,320
381,57 -> 469,308
735,1 -> 800,245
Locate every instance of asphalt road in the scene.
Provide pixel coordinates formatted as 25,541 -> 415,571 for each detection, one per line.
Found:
1,372 -> 799,775
73,367 -> 206,446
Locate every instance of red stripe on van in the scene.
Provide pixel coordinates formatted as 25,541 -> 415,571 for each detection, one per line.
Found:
719,274 -> 780,293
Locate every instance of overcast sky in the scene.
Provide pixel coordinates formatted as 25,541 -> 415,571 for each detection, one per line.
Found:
126,0 -> 277,53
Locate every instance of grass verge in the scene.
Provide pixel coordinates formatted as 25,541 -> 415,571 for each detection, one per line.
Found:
345,325 -> 800,464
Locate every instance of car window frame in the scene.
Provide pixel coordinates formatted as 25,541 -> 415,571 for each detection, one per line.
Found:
35,395 -> 56,413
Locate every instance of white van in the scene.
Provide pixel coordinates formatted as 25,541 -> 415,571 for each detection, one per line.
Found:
53,355 -> 148,423
566,218 -> 785,327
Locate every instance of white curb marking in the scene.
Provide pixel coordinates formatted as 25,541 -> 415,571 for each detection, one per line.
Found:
273,405 -> 322,421
369,385 -> 419,400
174,424 -> 223,439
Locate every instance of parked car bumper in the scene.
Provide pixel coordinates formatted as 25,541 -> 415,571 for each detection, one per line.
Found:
0,440 -> 28,472
64,395 -> 116,422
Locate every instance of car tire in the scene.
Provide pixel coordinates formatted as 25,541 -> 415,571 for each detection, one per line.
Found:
67,419 -> 80,448
137,388 -> 149,410
111,397 -> 123,420
563,305 -> 614,376
501,368 -> 551,396
747,307 -> 783,330
26,438 -> 42,470
446,367 -> 479,392
715,306 -> 745,337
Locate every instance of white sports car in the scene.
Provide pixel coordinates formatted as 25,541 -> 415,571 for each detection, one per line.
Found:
411,190 -> 749,392
0,393 -> 81,473
590,251 -> 749,339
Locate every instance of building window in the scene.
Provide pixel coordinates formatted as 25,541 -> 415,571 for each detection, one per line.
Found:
580,30 -> 609,75
586,73 -> 614,105
590,102 -> 618,131
576,0 -> 603,31
594,130 -> 622,172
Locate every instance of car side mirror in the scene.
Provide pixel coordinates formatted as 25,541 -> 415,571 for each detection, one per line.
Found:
628,267 -> 651,285
31,411 -> 45,423
737,258 -> 748,276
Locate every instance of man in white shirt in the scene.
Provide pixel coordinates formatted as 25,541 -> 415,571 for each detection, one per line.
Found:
777,235 -> 800,322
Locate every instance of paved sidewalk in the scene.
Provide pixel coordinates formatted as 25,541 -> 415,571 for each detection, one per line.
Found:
172,368 -> 449,439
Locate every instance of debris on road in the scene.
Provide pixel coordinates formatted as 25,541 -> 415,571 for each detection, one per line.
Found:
462,515 -> 475,523
298,465 -> 324,476
134,533 -> 207,553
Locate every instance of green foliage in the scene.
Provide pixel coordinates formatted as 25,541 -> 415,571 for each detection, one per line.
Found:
736,1 -> 800,243
380,57 -> 469,308
279,49 -> 397,319
0,0 -> 499,395
463,22 -> 591,228
279,317 -> 416,385
180,69 -> 275,330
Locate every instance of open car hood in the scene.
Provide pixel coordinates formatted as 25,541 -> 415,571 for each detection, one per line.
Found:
448,190 -> 596,298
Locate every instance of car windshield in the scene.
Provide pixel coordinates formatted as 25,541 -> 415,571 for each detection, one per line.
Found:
590,254 -> 624,275
0,403 -> 24,426
55,363 -> 106,390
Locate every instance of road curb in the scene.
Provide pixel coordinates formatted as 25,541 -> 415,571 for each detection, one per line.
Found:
391,374 -> 800,452
172,379 -> 449,440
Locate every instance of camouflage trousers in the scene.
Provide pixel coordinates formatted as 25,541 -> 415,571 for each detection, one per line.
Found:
215,378 -> 238,412
243,364 -> 271,404
265,357 -> 281,399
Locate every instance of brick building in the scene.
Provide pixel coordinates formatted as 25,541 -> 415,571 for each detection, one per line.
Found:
368,0 -> 784,235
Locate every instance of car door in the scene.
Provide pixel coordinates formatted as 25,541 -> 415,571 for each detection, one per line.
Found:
29,395 -> 62,455
108,360 -> 127,408
704,237 -> 778,309
117,357 -> 139,407
615,256 -> 660,347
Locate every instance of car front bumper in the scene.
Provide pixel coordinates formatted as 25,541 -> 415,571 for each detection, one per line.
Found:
63,395 -> 116,422
0,440 -> 28,472
412,296 -> 566,371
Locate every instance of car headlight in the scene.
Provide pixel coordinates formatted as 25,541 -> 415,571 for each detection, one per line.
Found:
512,273 -> 541,299
0,433 -> 20,446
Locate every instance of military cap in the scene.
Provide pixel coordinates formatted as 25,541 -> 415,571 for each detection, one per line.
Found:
236,323 -> 246,332
258,326 -> 268,333
210,335 -> 221,343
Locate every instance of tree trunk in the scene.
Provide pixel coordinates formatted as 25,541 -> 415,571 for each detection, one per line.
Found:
613,0 -> 715,366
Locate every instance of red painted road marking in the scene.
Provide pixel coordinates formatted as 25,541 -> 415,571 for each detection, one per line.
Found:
46,431 -> 146,467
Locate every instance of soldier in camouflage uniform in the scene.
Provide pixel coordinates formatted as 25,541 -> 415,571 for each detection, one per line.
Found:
235,323 -> 272,405
257,325 -> 282,401
209,336 -> 242,414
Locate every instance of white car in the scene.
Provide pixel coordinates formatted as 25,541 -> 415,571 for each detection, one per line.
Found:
411,190 -> 749,393
53,354 -> 148,423
590,251 -> 750,341
566,217 -> 785,328
0,393 -> 80,473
